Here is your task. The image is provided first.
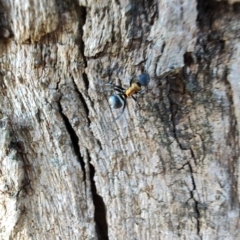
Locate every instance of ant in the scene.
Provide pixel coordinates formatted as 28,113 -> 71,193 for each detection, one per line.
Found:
108,73 -> 150,120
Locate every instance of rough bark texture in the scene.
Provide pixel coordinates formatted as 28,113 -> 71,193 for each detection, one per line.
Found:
0,0 -> 240,239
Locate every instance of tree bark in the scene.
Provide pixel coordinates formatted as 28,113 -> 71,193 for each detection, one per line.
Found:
0,0 -> 240,239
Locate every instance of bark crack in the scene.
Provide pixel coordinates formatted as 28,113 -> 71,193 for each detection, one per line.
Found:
168,82 -> 184,150
72,78 -> 89,120
188,160 -> 201,238
75,4 -> 89,89
168,76 -> 201,237
58,95 -> 108,239
8,122 -> 34,197
88,150 -> 109,240
58,101 -> 86,182
71,79 -> 109,239
72,4 -> 108,239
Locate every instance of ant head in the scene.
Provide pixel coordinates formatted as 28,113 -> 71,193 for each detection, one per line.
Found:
108,94 -> 125,109
137,73 -> 150,86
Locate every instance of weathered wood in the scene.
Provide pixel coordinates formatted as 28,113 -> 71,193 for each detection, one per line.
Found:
0,0 -> 240,239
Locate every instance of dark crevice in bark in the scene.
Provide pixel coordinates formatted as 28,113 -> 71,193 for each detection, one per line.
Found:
233,2 -> 240,13
78,6 -> 87,67
73,5 -> 108,238
169,102 -> 181,149
188,161 -> 201,237
197,0 -> 231,30
0,2 -> 12,39
161,42 -> 166,54
184,52 -> 194,66
196,0 -> 210,21
196,0 -> 215,27
196,0 -> 240,214
177,161 -> 189,171
190,147 -> 197,167
74,4 -> 89,89
168,75 -> 185,150
169,111 -> 201,237
7,121 -> 34,197
88,151 -> 109,240
168,73 -> 201,237
223,68 -> 240,210
115,0 -> 120,6
73,4 -> 91,117
60,80 -> 107,239
82,71 -> 89,94
58,102 -> 86,182
72,78 -> 90,120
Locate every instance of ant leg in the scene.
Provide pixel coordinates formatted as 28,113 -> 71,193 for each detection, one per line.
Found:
114,86 -> 125,93
107,87 -> 123,93
105,82 -> 125,90
114,100 -> 126,121
105,83 -> 125,93
131,95 -> 140,108
137,89 -> 146,95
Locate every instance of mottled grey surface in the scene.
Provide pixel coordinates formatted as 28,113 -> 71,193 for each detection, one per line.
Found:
0,0 -> 240,239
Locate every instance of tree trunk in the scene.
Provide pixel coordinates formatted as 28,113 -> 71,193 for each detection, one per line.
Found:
0,0 -> 240,239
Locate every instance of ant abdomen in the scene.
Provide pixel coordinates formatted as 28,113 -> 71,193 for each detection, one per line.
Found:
108,94 -> 124,109
137,73 -> 150,86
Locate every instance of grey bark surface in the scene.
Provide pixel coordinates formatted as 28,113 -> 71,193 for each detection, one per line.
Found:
0,0 -> 240,239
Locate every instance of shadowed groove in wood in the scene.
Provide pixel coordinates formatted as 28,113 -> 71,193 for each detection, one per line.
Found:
74,4 -> 89,89
167,71 -> 201,236
58,101 -> 86,182
89,152 -> 109,240
73,3 -> 109,238
188,157 -> 201,237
